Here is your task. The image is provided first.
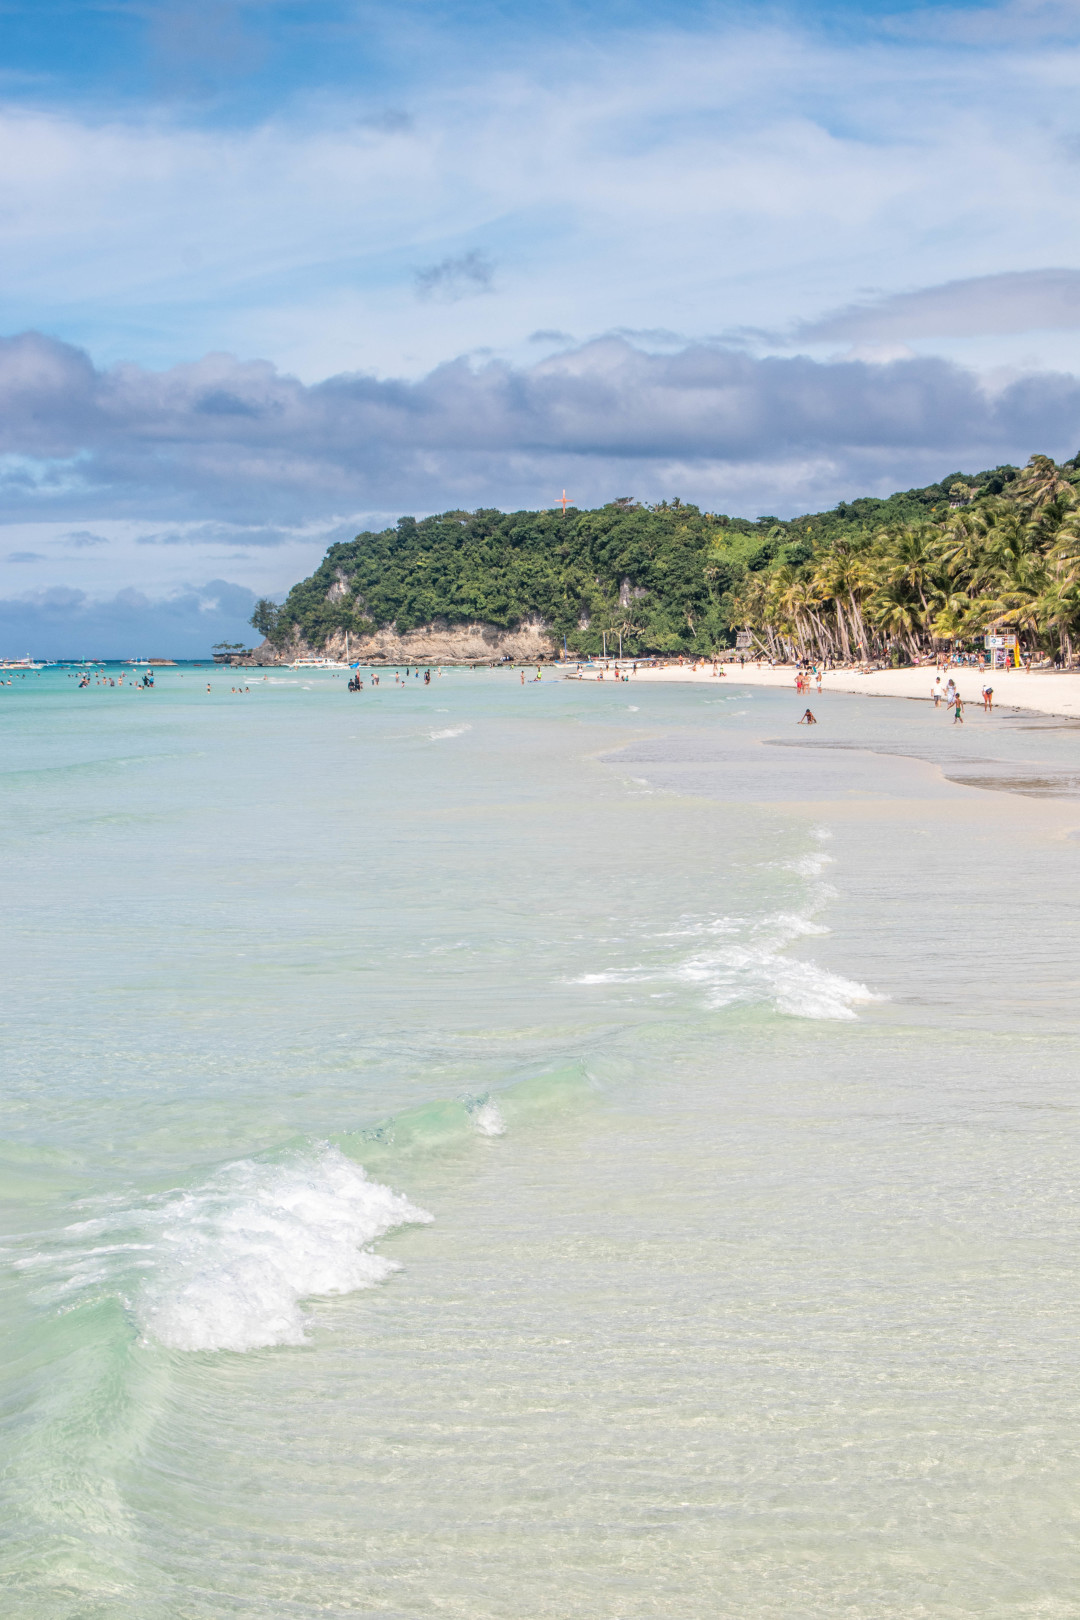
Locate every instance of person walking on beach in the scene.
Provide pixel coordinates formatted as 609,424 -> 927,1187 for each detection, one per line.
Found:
799,708 -> 818,724
983,685 -> 993,712
953,693 -> 964,724
932,677 -> 943,707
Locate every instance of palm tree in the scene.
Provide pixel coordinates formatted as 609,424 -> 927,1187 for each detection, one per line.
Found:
938,501 -> 1002,580
721,450 -> 1080,665
869,576 -> 923,660
1033,579 -> 1080,665
983,543 -> 1048,656
1013,454 -> 1075,515
877,522 -> 938,613
816,548 -> 871,661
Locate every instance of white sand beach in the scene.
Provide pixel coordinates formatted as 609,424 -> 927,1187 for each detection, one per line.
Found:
573,660 -> 1080,719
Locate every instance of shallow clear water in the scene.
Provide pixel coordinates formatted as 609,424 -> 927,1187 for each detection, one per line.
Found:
3,664 -> 1080,1617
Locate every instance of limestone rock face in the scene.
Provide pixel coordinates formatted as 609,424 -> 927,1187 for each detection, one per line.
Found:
250,616 -> 556,665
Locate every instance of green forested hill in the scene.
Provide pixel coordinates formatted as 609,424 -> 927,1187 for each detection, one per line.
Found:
257,453 -> 1080,660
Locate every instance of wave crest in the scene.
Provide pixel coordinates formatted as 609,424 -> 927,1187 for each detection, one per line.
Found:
32,1147 -> 431,1353
570,835 -> 880,1021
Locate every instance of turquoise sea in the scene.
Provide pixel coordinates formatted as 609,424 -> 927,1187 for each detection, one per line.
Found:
3,662 -> 1080,1617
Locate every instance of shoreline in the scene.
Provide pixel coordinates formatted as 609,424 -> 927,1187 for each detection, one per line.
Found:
572,661 -> 1080,720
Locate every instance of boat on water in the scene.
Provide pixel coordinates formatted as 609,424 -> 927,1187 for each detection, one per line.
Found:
0,657 -> 45,670
289,657 -> 350,670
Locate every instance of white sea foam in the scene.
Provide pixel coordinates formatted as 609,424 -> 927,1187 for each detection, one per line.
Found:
570,837 -> 881,1020
676,926 -> 878,1021
573,966 -> 656,984
47,1147 -> 431,1353
769,910 -> 829,938
471,1102 -> 506,1137
782,851 -> 834,878
429,724 -> 471,740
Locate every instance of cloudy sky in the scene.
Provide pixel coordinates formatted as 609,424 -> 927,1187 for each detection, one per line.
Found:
4,0 -> 1080,654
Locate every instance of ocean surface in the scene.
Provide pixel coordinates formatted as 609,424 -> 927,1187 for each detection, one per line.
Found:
3,662 -> 1080,1618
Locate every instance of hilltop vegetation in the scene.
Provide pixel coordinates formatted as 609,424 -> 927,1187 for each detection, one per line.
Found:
256,453 -> 1080,661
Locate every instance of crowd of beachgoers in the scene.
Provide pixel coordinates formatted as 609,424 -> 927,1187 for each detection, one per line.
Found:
7,648 -> 1080,720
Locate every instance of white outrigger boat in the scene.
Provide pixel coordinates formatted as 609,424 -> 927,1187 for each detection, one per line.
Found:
0,657 -> 45,670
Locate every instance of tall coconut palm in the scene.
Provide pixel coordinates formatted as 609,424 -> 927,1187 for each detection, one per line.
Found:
1013,454 -> 1075,515
938,500 -> 1004,582
876,522 -> 939,618
817,548 -> 871,661
1033,579 -> 1080,664
984,543 -> 1048,653
869,576 -> 923,659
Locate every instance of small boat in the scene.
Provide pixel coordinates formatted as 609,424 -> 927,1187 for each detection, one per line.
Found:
289,657 -> 350,670
0,657 -> 44,670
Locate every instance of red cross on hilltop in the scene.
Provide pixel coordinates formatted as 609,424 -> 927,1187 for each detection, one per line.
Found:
558,489 -> 573,514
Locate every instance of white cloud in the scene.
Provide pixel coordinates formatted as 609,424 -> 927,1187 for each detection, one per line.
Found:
1,11 -> 1080,382
4,0 -> 1080,651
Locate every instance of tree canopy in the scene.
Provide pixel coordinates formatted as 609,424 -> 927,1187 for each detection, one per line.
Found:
265,454 -> 1080,661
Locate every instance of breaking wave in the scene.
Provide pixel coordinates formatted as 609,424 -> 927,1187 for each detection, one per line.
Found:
470,1101 -> 506,1137
674,913 -> 878,1020
13,1070 -> 599,1353
18,1147 -> 431,1353
570,836 -> 880,1021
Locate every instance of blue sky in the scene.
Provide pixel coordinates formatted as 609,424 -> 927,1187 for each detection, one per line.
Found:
3,0 -> 1080,654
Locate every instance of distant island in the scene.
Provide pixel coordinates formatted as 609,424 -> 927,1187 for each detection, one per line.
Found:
250,453 -> 1080,665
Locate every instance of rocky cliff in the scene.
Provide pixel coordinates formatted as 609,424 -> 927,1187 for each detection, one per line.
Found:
250,615 -> 556,665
